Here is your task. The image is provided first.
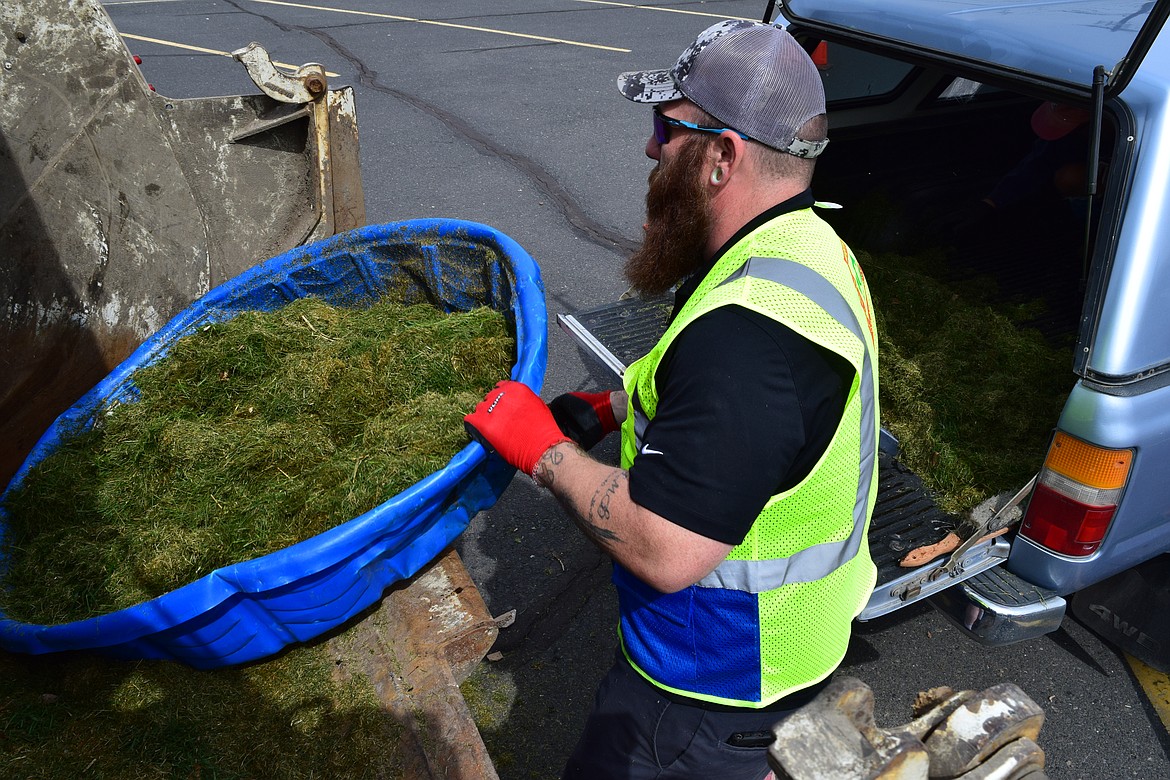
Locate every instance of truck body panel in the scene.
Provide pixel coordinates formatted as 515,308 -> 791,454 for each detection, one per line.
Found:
1088,70 -> 1170,379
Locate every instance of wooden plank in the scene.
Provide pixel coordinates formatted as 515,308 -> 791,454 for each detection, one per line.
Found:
330,548 -> 500,780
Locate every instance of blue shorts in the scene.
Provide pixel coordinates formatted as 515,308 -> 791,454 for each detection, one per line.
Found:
561,655 -> 811,780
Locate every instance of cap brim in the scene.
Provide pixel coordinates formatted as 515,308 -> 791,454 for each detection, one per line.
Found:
617,68 -> 683,104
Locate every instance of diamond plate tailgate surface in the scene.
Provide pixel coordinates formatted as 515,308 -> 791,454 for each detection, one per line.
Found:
557,297 -> 671,376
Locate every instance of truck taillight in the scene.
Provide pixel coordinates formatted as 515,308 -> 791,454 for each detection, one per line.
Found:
1020,432 -> 1132,557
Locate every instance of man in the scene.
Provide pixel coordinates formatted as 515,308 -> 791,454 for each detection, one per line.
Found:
465,19 -> 880,780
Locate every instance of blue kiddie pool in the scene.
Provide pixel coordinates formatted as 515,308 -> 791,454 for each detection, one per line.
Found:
0,219 -> 546,669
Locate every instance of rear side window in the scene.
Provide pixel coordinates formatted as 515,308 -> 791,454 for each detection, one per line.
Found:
814,40 -> 1006,110
817,43 -> 915,101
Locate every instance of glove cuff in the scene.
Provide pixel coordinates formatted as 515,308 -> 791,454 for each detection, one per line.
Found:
588,392 -> 618,434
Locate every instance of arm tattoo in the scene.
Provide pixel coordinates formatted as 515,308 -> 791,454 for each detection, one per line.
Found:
534,442 -> 573,486
534,442 -> 628,549
582,472 -> 627,547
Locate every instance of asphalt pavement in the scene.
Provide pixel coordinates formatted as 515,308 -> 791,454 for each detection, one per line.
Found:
100,1 -> 1170,778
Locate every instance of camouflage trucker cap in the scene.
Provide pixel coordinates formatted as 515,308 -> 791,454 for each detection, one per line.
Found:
617,20 -> 829,158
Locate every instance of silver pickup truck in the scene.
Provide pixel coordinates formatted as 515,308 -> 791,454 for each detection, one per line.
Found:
560,0 -> 1170,671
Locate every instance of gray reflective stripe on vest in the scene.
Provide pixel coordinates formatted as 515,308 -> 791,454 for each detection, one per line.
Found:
697,256 -> 877,592
632,403 -> 650,450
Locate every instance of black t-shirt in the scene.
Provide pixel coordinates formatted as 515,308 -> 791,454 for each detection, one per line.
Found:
627,192 -> 853,546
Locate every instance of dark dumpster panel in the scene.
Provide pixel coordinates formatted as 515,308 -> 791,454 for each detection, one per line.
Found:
0,218 -> 546,669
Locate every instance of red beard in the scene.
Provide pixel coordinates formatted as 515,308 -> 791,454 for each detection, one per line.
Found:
623,136 -> 713,297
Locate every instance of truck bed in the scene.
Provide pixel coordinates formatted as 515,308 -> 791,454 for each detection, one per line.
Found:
814,96 -> 1096,347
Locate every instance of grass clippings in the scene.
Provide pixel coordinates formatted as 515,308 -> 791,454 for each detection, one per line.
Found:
0,645 -> 399,780
862,247 -> 1073,514
0,298 -> 513,625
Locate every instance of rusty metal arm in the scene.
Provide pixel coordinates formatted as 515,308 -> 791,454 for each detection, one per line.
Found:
231,42 -> 365,244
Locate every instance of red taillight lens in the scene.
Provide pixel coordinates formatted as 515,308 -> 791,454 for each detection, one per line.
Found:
1021,482 -> 1116,555
1020,432 -> 1132,557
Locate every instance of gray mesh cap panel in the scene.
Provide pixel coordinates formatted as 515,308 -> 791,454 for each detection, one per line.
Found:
617,19 -> 756,104
617,20 -> 828,157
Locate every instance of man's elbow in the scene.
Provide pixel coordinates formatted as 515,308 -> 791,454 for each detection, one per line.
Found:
632,555 -> 722,594
625,508 -> 732,593
641,570 -> 700,595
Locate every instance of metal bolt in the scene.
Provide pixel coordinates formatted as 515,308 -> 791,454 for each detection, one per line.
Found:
305,77 -> 326,94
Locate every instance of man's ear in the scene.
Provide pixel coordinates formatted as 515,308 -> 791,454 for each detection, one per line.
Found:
708,132 -> 746,186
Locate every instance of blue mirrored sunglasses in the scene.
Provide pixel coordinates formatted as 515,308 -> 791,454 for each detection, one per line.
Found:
652,106 -> 750,145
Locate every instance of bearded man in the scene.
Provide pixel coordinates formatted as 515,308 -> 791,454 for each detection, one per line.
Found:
465,20 -> 881,780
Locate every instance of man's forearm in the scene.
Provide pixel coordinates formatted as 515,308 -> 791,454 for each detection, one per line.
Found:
534,441 -> 630,552
532,441 -> 731,593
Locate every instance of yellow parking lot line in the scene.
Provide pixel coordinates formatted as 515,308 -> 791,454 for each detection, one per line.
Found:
247,0 -> 631,52
574,0 -> 755,21
1127,654 -> 1170,733
120,32 -> 341,76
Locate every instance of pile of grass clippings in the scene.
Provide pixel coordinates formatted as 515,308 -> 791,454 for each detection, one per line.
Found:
0,298 -> 513,625
861,247 -> 1073,514
0,645 -> 399,780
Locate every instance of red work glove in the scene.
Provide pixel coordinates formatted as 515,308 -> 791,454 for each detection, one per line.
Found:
548,391 -> 619,451
464,380 -> 572,477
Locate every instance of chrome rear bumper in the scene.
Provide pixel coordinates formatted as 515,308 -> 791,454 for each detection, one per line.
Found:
928,565 -> 1066,646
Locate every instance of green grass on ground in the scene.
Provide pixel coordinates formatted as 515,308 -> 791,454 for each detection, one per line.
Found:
0,645 -> 398,780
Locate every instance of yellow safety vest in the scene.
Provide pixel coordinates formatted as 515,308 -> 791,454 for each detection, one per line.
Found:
617,206 -> 880,708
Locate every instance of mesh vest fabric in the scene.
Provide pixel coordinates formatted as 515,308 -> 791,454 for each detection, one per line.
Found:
617,207 -> 880,708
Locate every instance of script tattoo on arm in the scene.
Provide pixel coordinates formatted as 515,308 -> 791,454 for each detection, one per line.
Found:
533,442 -> 626,550
581,472 -> 626,548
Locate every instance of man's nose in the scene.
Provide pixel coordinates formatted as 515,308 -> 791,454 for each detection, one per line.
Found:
645,133 -> 661,161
